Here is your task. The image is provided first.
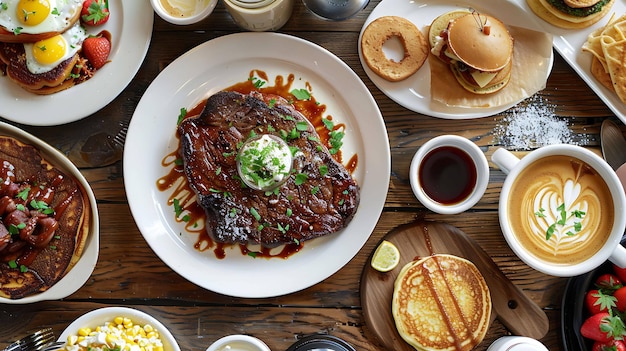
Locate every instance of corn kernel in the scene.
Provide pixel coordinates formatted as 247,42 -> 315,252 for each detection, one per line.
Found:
62,316 -> 165,351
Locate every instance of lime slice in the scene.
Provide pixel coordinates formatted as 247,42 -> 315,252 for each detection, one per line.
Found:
371,240 -> 400,272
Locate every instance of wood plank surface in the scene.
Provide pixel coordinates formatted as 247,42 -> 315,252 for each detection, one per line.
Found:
1,0 -> 625,350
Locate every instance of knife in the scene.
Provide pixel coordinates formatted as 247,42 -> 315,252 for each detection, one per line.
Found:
600,119 -> 626,191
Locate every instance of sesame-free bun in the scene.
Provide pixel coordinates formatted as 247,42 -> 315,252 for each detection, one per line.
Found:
526,0 -> 614,29
447,13 -> 513,72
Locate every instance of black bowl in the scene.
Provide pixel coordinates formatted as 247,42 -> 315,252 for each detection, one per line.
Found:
561,234 -> 626,351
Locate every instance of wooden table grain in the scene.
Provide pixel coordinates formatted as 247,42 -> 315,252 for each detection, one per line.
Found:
1,0 -> 624,350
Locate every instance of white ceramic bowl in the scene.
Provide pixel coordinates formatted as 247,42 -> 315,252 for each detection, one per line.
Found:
150,0 -> 218,25
59,307 -> 181,351
206,335 -> 271,351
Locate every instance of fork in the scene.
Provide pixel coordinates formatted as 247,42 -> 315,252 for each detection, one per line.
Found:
3,328 -> 55,351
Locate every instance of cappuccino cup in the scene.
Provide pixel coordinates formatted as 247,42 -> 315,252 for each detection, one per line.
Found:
492,144 -> 626,277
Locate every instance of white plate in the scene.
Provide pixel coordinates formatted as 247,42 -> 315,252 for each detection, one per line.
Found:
0,122 -> 99,304
358,0 -> 553,119
0,0 -> 153,126
124,32 -> 390,298
515,0 -> 626,125
59,307 -> 180,351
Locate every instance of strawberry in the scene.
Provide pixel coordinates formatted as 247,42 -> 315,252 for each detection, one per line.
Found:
593,340 -> 626,351
615,287 -> 626,312
81,0 -> 110,26
587,289 -> 618,315
581,312 -> 626,342
615,264 -> 626,283
82,35 -> 111,70
597,273 -> 623,292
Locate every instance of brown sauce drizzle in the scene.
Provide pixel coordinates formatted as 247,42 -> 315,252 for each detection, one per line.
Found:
418,225 -> 482,350
157,70 -> 358,259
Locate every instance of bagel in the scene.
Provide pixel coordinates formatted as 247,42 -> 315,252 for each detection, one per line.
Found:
360,16 -> 429,82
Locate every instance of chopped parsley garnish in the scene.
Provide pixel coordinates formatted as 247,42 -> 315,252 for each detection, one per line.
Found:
535,203 -> 587,240
291,89 -> 311,100
177,107 -> 187,125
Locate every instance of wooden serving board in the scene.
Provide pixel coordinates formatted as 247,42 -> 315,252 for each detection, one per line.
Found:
360,221 -> 549,351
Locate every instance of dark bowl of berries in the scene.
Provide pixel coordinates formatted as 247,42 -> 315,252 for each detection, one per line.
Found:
562,234 -> 626,351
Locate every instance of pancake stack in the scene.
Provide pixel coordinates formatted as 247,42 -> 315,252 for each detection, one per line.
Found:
392,254 -> 492,351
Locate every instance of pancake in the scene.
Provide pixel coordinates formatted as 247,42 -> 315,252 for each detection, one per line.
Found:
392,254 -> 491,351
0,136 -> 90,299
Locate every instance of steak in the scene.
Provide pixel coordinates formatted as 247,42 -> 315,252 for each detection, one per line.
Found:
178,91 -> 360,246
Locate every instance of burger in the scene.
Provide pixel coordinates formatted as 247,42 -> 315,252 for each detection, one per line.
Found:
526,0 -> 614,29
430,11 -> 513,95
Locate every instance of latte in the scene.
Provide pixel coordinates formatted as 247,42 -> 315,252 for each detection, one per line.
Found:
507,155 -> 614,265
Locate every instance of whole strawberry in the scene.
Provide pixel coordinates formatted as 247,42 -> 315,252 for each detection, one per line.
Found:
82,34 -> 111,70
81,0 -> 110,26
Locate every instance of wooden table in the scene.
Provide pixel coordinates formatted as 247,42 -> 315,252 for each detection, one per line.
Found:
1,0 -> 624,350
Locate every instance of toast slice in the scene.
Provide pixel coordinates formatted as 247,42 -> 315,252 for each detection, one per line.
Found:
0,41 -> 81,94
0,5 -> 81,43
392,254 -> 491,351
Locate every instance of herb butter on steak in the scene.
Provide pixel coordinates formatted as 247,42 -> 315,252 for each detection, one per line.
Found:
178,91 -> 360,247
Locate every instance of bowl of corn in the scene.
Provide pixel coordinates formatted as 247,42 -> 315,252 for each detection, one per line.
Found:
58,307 -> 180,351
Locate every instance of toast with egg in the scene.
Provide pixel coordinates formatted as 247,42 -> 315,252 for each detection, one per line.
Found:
392,254 -> 492,351
0,0 -> 83,43
0,21 -> 90,94
0,136 -> 91,299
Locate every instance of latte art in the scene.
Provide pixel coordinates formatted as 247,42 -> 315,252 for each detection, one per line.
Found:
508,156 -> 614,265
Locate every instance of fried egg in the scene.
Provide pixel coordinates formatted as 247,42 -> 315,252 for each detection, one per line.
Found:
0,0 -> 83,35
23,21 -> 86,73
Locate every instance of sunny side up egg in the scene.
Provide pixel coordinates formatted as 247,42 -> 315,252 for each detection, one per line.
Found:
0,0 -> 83,35
23,21 -> 86,73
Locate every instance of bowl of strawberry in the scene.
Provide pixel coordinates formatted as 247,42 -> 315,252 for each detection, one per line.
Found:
562,234 -> 626,351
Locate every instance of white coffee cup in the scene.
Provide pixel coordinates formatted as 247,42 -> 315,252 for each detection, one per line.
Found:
409,135 -> 489,215
492,145 -> 626,277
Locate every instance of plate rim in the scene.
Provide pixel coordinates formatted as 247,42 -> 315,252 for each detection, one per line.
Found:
0,121 -> 100,304
124,32 -> 390,298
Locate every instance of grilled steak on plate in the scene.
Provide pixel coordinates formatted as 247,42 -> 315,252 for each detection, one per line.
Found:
178,91 -> 360,246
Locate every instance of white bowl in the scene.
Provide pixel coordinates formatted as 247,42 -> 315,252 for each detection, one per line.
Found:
206,335 -> 271,351
150,0 -> 218,25
59,307 -> 181,351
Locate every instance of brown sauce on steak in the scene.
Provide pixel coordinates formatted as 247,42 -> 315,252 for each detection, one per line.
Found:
158,70 -> 359,259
